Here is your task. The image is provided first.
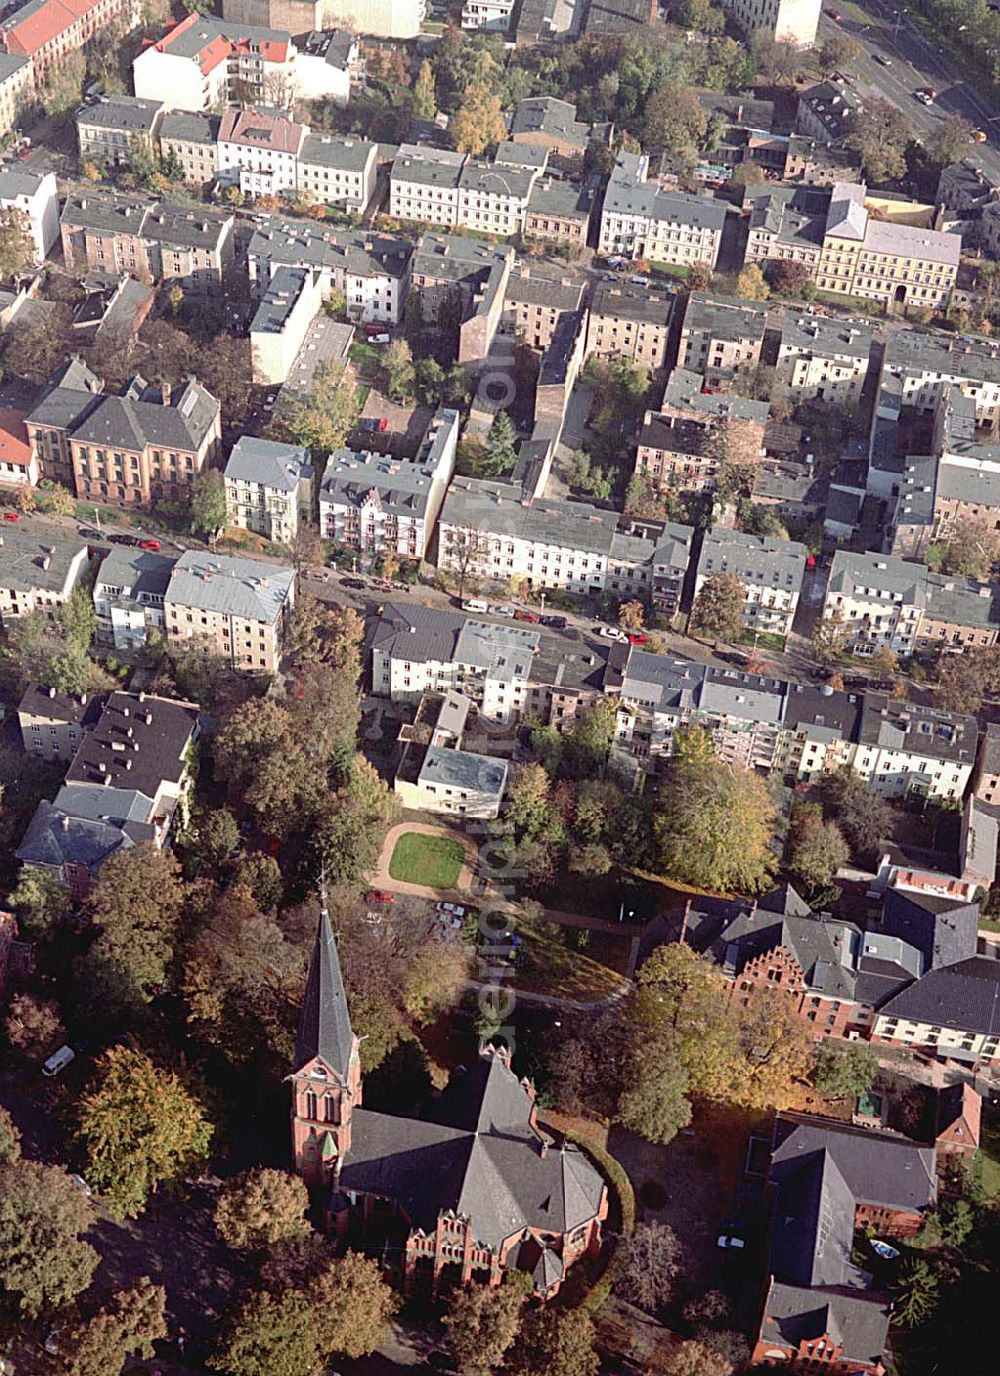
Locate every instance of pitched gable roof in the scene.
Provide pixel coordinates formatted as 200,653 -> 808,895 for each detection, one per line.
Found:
294,904 -> 355,1080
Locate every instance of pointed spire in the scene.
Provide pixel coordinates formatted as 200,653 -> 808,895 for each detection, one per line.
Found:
293,883 -> 355,1080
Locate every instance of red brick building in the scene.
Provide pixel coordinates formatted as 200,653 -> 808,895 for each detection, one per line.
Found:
935,1081 -> 982,1158
291,907 -> 608,1298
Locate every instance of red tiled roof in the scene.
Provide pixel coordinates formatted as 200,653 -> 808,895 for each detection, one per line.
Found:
0,408 -> 33,468
1,0 -> 104,58
219,107 -> 306,155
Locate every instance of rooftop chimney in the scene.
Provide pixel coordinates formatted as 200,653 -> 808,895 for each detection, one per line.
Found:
161,382 -> 172,406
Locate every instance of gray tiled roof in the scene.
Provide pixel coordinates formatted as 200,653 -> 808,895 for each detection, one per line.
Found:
419,745 -> 508,797
300,134 -> 374,172
857,693 -> 978,766
65,691 -> 198,801
294,907 -> 355,1080
70,380 -> 218,453
225,436 -> 310,493
660,368 -> 770,424
77,95 -> 163,134
878,956 -> 1000,1037
166,551 -> 294,626
249,221 -> 411,281
591,281 -> 674,327
771,1114 -> 937,1213
697,529 -> 807,591
442,477 -> 644,559
682,292 -> 768,344
0,527 -> 87,594
759,1280 -> 891,1369
159,111 -> 219,145
16,798 -> 145,870
321,448 -> 436,519
712,908 -> 858,1000
372,602 -> 538,678
880,885 -> 978,971
827,549 -> 928,605
526,177 -> 592,218
94,547 -> 174,600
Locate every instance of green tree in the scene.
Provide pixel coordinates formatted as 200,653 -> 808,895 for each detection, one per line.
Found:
34,479 -> 75,516
812,613 -> 848,665
235,852 -> 284,911
285,360 -> 359,453
691,572 -> 745,642
566,697 -> 619,778
40,50 -> 85,115
2,305 -> 73,384
64,1277 -> 167,1376
618,599 -> 645,630
444,1277 -> 528,1375
644,83 -> 707,164
735,264 -> 770,301
190,468 -> 228,538
77,845 -> 187,1017
891,1258 -> 941,1328
817,32 -> 863,72
0,1160 -> 98,1317
199,807 -> 241,867
382,338 -> 415,402
0,1107 -> 20,1165
452,82 -> 506,156
4,991 -> 65,1062
925,114 -> 976,169
655,753 -> 777,893
823,767 -> 893,864
5,868 -> 71,941
412,59 -> 437,119
313,755 -> 399,889
663,1341 -> 734,1376
0,207 -> 34,277
812,1041 -> 878,1097
214,1169 -> 310,1254
847,98 -> 912,182
509,1308 -> 598,1376
484,410 -> 517,476
507,762 -> 553,836
785,806 -> 848,895
76,1046 -> 213,1219
212,1288 -> 322,1376
308,1251 -> 398,1358
618,1036 -> 692,1144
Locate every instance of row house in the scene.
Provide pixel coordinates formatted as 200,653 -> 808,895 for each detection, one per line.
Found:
503,271 -> 584,351
0,51 -> 32,141
93,545 -> 173,651
60,191 -> 235,294
67,377 -> 220,507
0,526 -> 89,627
164,550 -> 295,674
694,529 -> 807,638
24,356 -> 104,491
598,151 -> 726,268
319,408 -> 459,562
224,435 -> 312,545
248,220 -> 410,324
218,105 -> 307,197
721,0 -> 821,46
0,0 -> 135,82
249,265 -> 323,385
371,601 -> 540,726
635,373 -> 769,495
584,283 -> 675,372
76,95 -> 164,171
18,683 -> 101,763
294,28 -> 361,106
852,693 -> 977,801
16,690 -> 199,899
775,312 -> 874,403
389,144 -> 539,237
0,166 -> 59,262
158,111 -> 220,189
523,178 -> 594,248
438,477 -> 658,600
132,12 -> 295,113
676,292 -> 767,383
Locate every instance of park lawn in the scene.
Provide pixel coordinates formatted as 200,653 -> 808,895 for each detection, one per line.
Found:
511,931 -> 626,1002
980,1111 -> 1000,1200
388,831 -> 464,888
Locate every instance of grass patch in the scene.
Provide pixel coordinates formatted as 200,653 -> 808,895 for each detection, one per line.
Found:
812,289 -> 886,319
355,383 -> 371,408
979,917 -> 1000,933
980,1106 -> 1000,1201
650,260 -> 691,280
511,931 -> 626,1002
740,628 -> 787,653
348,341 -> 380,368
388,831 -> 464,888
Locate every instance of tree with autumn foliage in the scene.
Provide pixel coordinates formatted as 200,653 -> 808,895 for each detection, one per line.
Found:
452,82 -> 505,156
63,1277 -> 167,1376
214,1169 -> 311,1254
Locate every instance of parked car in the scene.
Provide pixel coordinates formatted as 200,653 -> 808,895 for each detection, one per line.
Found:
914,88 -> 936,105
829,8 -> 842,19
542,614 -> 568,629
368,333 -> 390,344
365,889 -> 395,904
108,533 -> 139,546
463,598 -> 489,613
436,902 -> 467,916
873,53 -> 892,66
2,510 -> 21,522
596,625 -> 627,642
138,537 -> 161,552
628,274 -> 651,287
77,526 -> 103,540
489,604 -> 515,618
68,1174 -> 92,1196
340,576 -> 365,589
42,1045 -> 76,1078
514,608 -> 541,623
974,128 -> 989,142
627,630 -> 649,645
359,416 -> 389,433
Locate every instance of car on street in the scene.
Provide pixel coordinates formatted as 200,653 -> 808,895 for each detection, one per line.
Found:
513,608 -> 541,623
42,1045 -> 76,1077
596,625 -> 627,642
489,604 -> 515,618
367,333 -> 390,344
138,537 -> 161,552
2,510 -> 21,521
340,576 -> 365,589
78,527 -> 103,540
108,533 -> 140,546
365,889 -> 395,904
914,88 -> 936,105
873,53 -> 892,66
436,902 -> 467,916
359,416 -> 389,433
541,613 -> 568,628
974,128 -> 989,142
627,630 -> 649,645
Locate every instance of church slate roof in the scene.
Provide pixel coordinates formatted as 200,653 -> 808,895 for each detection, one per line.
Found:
294,906 -> 355,1081
339,1049 -> 605,1253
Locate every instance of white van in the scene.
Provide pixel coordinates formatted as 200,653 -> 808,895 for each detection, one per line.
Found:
42,1045 -> 75,1078
463,599 -> 488,613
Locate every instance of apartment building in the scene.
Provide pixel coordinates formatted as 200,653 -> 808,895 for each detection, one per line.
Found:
508,96 -> 612,169
598,152 -> 727,267
61,192 -> 235,294
164,551 -> 295,673
410,233 -> 513,365
132,12 -> 295,113
320,408 -> 459,561
224,436 -> 312,544
585,283 -> 675,372
389,145 -> 538,236
249,266 -> 323,385
873,960 -> 1000,1065
635,369 -> 769,494
458,159 -> 538,237
67,378 -> 220,507
778,679 -> 865,784
695,529 -> 807,638
16,690 -> 200,898
0,0 -> 135,81
853,694 -> 977,801
745,181 -> 960,310
294,28 -> 360,105
776,313 -> 874,402
298,135 -> 376,213
677,293 -> 767,382
394,691 -> 508,819
0,50 -> 32,141
222,0 -> 425,39
823,550 -> 926,656
0,527 -> 89,626
650,523 -> 695,618
18,683 -> 101,763
524,178 -> 594,248
975,722 -> 1000,805
217,106 -> 307,197
0,166 -> 58,263
93,546 -> 174,651
24,356 -> 104,491
371,601 -> 539,725
461,0 -> 514,30
796,78 -> 863,145
930,386 -> 1000,535
76,95 -> 164,171
504,272 -> 584,350
720,0 -> 821,45
249,221 -> 410,325
158,111 -> 219,189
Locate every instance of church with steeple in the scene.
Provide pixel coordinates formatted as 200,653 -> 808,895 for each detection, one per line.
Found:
290,904 -> 608,1298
